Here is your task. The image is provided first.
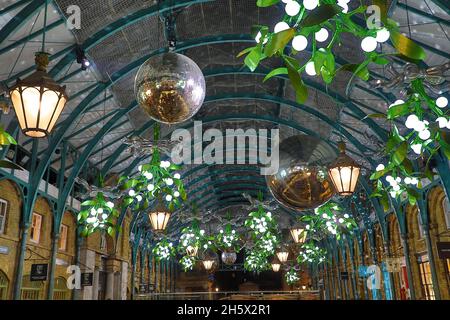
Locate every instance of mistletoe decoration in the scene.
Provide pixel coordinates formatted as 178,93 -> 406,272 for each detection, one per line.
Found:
300,201 -> 358,240
370,78 -> 450,208
152,238 -> 176,262
179,255 -> 196,272
285,267 -> 300,285
216,213 -> 243,252
118,124 -> 186,212
77,189 -> 119,236
240,0 -> 426,103
297,241 -> 327,264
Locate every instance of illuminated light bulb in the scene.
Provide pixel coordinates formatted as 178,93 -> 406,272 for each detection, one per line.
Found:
375,28 -> 390,43
274,22 -> 290,34
147,184 -> 155,191
376,164 -> 385,171
303,0 -> 319,10
166,194 -> 173,201
405,114 -> 419,129
413,121 -> 426,132
292,35 -> 308,52
436,117 -> 448,128
436,96 -> 448,108
305,61 -> 316,76
285,1 -> 301,16
315,28 -> 329,42
361,36 -> 378,52
419,129 -> 431,140
411,144 -> 422,155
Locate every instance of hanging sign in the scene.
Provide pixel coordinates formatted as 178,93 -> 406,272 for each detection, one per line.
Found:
30,264 -> 48,281
81,272 -> 93,286
437,242 -> 450,259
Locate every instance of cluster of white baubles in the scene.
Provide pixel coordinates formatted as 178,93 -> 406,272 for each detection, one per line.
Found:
219,229 -> 237,247
286,269 -> 300,283
376,164 -> 419,198
86,201 -> 115,228
180,232 -> 200,248
405,114 -> 432,142
260,235 -> 277,253
249,211 -> 272,234
180,256 -> 195,270
361,28 -> 390,52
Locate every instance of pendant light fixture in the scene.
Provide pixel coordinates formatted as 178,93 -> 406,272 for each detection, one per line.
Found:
290,227 -> 307,244
328,141 -> 361,196
9,2 -> 67,138
148,197 -> 171,233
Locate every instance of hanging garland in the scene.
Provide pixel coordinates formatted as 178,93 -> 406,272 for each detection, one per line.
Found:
370,78 -> 450,208
240,0 -> 426,103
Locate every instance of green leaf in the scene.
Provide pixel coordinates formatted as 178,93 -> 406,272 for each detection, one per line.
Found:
0,160 -> 23,170
372,56 -> 390,65
387,102 -> 410,119
263,67 -> 288,82
284,56 -> 308,104
244,46 -> 263,72
364,113 -> 386,119
237,47 -> 255,58
300,4 -> 342,27
392,141 -> 408,166
264,28 -> 295,57
370,169 -> 388,180
256,0 -> 280,7
338,64 -> 370,81
390,30 -> 426,61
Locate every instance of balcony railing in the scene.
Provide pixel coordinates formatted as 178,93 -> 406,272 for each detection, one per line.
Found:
135,290 -> 321,300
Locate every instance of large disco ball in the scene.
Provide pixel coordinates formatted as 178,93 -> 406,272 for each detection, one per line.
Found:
134,52 -> 206,124
221,251 -> 237,265
266,135 -> 337,211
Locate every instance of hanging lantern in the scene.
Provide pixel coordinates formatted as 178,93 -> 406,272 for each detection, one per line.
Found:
276,249 -> 289,264
134,52 -> 206,124
148,200 -> 171,232
186,245 -> 199,257
271,262 -> 281,272
290,227 -> 307,244
328,141 -> 361,196
202,249 -> 217,272
9,52 -> 67,138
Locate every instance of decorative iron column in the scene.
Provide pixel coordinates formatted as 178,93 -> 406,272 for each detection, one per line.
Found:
46,232 -> 60,299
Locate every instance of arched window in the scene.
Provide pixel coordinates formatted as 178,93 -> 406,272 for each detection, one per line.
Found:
442,197 -> 450,229
21,276 -> 44,300
53,277 -> 71,300
0,270 -> 8,300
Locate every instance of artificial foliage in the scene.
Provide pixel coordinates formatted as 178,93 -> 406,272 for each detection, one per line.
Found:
370,78 -> 450,208
179,255 -> 196,272
215,214 -> 243,252
152,238 -> 176,262
118,124 -> 186,212
297,241 -> 327,264
244,195 -> 280,272
177,219 -> 206,255
299,201 -> 358,240
285,267 -> 300,285
240,0 -> 426,103
0,126 -> 22,170
77,191 -> 119,236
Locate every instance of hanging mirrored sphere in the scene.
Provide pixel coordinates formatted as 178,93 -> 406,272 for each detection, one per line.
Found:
221,251 -> 237,265
134,52 -> 206,124
266,135 -> 337,211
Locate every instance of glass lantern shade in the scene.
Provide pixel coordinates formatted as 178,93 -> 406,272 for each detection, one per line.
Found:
328,142 -> 361,196
290,227 -> 307,244
202,259 -> 215,271
186,245 -> 198,257
271,263 -> 281,272
276,250 -> 289,263
148,210 -> 171,232
9,52 -> 67,138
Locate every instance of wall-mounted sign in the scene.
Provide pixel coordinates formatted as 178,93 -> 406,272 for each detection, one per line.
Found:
0,246 -> 9,255
81,273 -> 93,287
437,242 -> 450,259
30,264 -> 48,281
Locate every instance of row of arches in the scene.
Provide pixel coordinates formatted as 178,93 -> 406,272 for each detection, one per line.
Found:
320,186 -> 450,300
